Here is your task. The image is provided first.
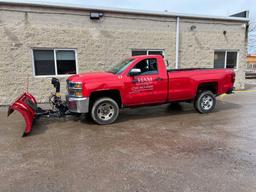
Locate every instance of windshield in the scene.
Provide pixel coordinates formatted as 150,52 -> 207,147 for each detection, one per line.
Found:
107,59 -> 134,74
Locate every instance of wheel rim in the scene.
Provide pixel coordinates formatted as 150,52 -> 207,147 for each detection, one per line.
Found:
200,95 -> 214,110
96,102 -> 115,121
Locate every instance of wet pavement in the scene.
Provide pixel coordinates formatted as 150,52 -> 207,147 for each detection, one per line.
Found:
0,88 -> 256,192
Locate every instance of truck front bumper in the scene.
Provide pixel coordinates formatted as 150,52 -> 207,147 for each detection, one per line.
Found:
66,95 -> 90,113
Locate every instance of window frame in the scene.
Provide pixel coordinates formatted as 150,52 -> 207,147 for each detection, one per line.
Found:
32,48 -> 78,77
214,49 -> 239,70
132,49 -> 165,58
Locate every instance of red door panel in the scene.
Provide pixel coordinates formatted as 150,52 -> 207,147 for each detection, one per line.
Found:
122,56 -> 168,106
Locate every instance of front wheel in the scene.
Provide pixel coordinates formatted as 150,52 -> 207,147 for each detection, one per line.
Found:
194,91 -> 216,113
91,97 -> 119,125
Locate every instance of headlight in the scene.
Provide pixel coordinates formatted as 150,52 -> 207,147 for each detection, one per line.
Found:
67,81 -> 83,97
73,83 -> 82,89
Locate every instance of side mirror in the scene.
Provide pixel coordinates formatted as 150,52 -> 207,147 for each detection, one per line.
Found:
129,68 -> 141,76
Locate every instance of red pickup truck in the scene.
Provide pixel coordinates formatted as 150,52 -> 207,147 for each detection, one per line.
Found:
66,55 -> 235,125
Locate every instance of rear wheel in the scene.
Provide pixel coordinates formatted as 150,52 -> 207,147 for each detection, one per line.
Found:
91,97 -> 119,125
194,91 -> 216,113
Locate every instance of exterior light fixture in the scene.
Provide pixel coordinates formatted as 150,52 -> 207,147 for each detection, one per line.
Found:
241,23 -> 247,29
190,25 -> 197,31
90,12 -> 104,20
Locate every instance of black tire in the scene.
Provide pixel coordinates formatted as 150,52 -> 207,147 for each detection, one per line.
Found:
194,91 -> 216,114
91,97 -> 119,125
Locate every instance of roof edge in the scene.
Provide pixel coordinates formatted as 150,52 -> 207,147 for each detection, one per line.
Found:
0,0 -> 250,22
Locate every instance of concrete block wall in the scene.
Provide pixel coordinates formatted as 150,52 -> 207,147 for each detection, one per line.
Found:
179,18 -> 247,89
0,4 -> 248,105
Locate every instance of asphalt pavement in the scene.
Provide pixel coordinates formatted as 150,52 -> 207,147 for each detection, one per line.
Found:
0,87 -> 256,192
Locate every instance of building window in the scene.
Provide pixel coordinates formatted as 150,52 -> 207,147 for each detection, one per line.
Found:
214,50 -> 238,69
33,49 -> 77,76
132,50 -> 147,56
132,49 -> 165,57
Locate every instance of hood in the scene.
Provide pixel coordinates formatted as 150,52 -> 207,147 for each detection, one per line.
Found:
68,71 -> 117,83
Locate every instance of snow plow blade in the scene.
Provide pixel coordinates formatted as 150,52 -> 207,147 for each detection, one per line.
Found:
8,92 -> 37,137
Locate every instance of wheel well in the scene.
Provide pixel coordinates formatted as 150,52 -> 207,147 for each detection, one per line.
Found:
89,90 -> 122,108
197,82 -> 218,95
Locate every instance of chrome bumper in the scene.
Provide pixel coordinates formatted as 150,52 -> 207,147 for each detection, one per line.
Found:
66,95 -> 89,113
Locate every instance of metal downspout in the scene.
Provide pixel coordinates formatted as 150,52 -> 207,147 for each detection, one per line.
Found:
175,17 -> 180,69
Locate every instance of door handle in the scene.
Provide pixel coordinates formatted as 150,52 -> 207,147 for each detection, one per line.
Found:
155,77 -> 163,81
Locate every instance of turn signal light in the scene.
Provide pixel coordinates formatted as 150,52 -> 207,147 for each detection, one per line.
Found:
75,91 -> 83,97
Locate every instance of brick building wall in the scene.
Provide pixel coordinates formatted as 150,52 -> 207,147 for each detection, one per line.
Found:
0,3 -> 248,105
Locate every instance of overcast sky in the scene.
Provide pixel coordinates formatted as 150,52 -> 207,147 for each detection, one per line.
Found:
3,0 -> 256,17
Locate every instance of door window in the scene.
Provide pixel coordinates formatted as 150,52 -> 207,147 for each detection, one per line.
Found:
132,58 -> 158,75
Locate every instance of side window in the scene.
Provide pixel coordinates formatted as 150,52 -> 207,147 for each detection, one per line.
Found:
133,58 -> 158,75
132,50 -> 147,56
148,50 -> 164,56
132,50 -> 164,58
214,50 -> 238,69
226,52 -> 238,68
214,51 -> 225,68
33,49 -> 77,76
33,50 -> 55,76
56,50 -> 76,75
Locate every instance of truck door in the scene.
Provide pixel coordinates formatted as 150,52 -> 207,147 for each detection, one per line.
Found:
123,57 -> 168,106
